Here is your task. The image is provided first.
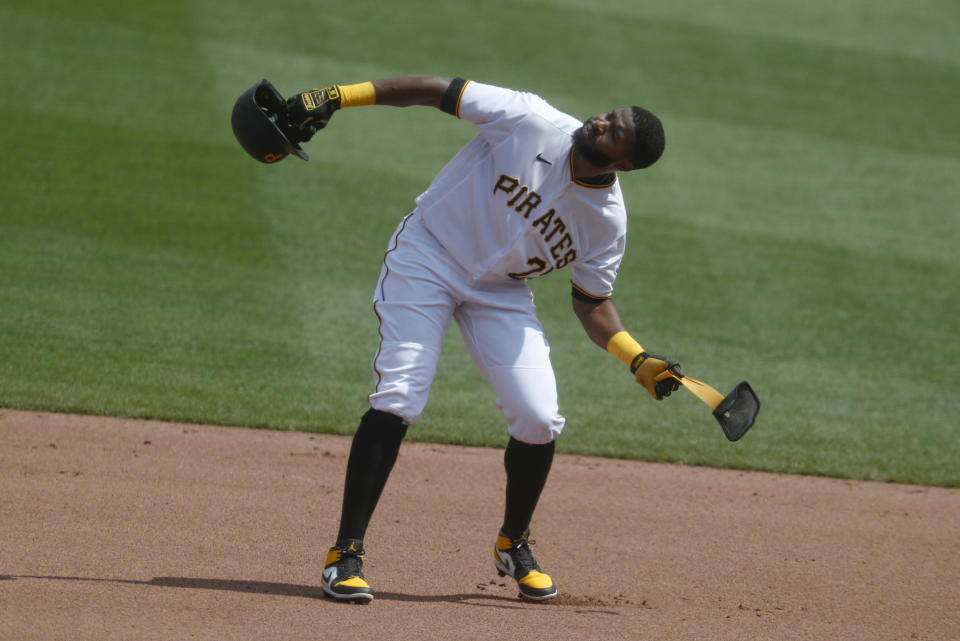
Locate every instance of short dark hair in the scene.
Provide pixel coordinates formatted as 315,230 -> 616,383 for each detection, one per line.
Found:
630,106 -> 665,169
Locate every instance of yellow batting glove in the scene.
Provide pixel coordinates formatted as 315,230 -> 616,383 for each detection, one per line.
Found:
606,331 -> 682,401
630,352 -> 682,400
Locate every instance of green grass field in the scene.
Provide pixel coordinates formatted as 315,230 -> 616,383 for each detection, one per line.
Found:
2,0 -> 957,485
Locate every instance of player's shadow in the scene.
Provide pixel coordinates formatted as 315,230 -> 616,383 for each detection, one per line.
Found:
8,574 -> 621,614
150,577 -> 523,608
5,574 -> 522,608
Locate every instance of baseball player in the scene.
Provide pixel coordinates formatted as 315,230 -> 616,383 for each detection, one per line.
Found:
281,76 -> 682,603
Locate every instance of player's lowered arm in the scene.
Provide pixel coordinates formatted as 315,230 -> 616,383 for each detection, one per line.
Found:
572,297 -> 626,350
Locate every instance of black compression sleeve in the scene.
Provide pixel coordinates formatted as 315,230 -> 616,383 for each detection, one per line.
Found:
441,77 -> 468,116
571,285 -> 609,305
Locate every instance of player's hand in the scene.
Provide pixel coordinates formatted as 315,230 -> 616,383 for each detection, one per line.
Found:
285,86 -> 342,143
631,352 -> 683,400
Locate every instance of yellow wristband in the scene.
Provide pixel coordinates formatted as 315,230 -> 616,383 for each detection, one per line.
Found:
606,331 -> 644,367
338,81 -> 376,108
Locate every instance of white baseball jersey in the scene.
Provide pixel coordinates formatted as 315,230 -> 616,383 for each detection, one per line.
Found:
416,81 -> 628,300
369,80 -> 630,442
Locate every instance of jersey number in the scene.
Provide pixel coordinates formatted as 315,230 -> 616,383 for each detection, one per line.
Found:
508,256 -> 553,280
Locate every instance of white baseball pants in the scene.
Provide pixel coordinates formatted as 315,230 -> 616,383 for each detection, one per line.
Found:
368,211 -> 565,444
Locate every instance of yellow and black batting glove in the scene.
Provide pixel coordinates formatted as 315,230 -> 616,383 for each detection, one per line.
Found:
631,352 -> 683,400
285,86 -> 342,142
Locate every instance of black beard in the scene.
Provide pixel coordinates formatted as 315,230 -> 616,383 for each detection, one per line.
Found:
572,120 -> 613,168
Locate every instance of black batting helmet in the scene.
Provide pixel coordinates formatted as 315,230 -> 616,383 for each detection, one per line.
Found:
231,79 -> 308,163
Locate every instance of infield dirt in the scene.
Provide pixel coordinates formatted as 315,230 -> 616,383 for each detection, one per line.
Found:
2,410 -> 958,640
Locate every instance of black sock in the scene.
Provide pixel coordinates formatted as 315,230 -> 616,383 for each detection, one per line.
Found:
501,437 -> 555,540
335,409 -> 408,544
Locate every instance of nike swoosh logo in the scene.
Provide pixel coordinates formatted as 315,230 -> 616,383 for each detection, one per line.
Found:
535,153 -> 552,165
496,549 -> 516,575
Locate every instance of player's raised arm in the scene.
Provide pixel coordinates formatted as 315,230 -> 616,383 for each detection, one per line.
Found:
230,76 -> 467,164
572,297 -> 682,401
370,75 -> 454,108
284,76 -> 457,142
